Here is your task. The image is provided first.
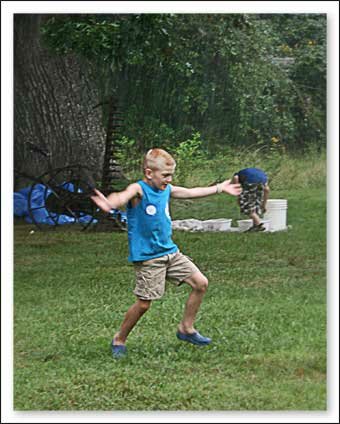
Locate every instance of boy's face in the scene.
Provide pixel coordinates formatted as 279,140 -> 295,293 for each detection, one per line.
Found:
145,165 -> 175,190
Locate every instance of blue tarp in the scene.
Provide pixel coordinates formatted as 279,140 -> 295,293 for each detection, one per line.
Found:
13,183 -> 96,225
13,183 -> 127,227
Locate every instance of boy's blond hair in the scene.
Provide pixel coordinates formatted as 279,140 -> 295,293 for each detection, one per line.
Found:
143,148 -> 176,172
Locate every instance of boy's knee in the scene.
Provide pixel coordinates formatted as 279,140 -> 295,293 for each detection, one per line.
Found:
137,299 -> 152,312
194,273 -> 209,292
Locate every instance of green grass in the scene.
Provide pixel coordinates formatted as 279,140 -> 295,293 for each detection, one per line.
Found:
13,187 -> 326,410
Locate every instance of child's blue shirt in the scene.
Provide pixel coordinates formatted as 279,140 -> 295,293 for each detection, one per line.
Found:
236,168 -> 268,184
126,180 -> 178,262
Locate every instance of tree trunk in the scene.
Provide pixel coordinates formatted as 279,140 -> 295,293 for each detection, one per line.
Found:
14,14 -> 106,189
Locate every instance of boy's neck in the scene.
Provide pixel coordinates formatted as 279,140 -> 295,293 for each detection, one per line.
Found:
142,178 -> 158,191
142,177 -> 151,185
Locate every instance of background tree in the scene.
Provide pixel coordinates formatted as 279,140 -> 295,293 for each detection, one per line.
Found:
14,14 -> 106,190
15,13 -> 326,189
41,13 -> 326,155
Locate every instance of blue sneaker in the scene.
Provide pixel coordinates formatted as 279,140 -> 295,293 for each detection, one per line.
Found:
111,341 -> 127,359
176,331 -> 212,346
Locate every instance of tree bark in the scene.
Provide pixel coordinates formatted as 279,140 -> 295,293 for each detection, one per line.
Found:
14,14 -> 106,189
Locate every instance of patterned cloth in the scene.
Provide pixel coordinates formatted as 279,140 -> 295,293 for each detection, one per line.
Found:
239,182 -> 265,215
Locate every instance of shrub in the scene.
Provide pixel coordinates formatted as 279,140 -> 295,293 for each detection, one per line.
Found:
170,132 -> 207,185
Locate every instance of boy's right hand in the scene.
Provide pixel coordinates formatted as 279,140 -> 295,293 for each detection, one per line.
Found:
90,189 -> 113,213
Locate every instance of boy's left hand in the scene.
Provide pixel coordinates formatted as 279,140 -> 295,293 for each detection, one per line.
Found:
220,180 -> 242,196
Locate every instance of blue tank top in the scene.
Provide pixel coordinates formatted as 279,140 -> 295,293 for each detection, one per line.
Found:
126,180 -> 178,262
236,168 -> 268,184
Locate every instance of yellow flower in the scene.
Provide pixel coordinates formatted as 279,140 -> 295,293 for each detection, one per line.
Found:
281,44 -> 291,53
271,136 -> 279,143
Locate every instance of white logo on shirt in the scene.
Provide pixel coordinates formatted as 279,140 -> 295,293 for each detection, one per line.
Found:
146,204 -> 157,216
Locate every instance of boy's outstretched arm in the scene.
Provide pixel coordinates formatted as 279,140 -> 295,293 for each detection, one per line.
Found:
90,184 -> 142,212
171,180 -> 242,199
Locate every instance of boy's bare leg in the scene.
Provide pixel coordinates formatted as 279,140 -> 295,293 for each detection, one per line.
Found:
113,299 -> 151,345
249,211 -> 262,226
178,271 -> 208,334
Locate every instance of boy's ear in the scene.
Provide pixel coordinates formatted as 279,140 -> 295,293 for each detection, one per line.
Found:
145,168 -> 153,180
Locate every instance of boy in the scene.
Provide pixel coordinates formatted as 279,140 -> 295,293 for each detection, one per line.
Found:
231,167 -> 270,232
90,148 -> 241,358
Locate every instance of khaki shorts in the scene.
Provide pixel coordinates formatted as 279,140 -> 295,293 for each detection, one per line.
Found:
133,251 -> 200,300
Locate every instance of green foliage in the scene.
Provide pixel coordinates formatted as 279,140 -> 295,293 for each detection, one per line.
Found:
171,132 -> 207,185
112,133 -> 326,192
265,14 -> 327,149
122,111 -> 186,152
41,14 -> 326,152
114,136 -> 141,178
269,144 -> 326,190
170,142 -> 326,192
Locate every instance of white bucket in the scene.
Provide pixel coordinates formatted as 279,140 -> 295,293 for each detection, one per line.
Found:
202,218 -> 232,232
263,199 -> 288,231
237,219 -> 253,232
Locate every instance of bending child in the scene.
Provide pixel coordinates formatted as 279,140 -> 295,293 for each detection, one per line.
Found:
231,167 -> 270,232
91,148 -> 241,358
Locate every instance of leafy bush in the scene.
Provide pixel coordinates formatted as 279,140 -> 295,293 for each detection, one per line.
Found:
115,136 -> 142,178
171,141 -> 326,190
170,132 -> 207,185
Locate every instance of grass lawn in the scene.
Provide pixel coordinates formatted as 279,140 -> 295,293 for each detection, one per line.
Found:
13,188 -> 327,410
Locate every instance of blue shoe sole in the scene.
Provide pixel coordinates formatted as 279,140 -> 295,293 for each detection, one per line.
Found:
176,331 -> 211,346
